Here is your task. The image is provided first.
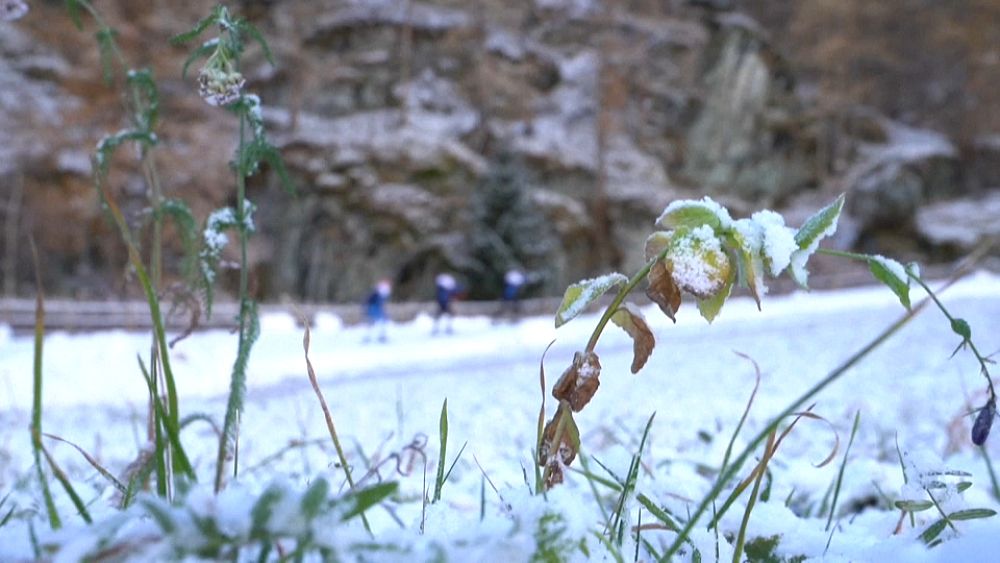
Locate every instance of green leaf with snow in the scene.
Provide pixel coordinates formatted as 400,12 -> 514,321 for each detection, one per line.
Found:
554,273 -> 628,328
696,267 -> 735,323
794,194 -> 845,250
867,255 -> 911,309
300,478 -> 330,520
722,228 -> 763,309
894,499 -> 934,512
663,226 -> 732,300
919,519 -> 948,545
655,198 -> 732,232
250,484 -> 285,538
789,194 -> 845,288
948,508 -> 997,521
340,482 -> 398,522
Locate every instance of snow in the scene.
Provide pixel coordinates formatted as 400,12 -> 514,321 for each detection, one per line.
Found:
870,254 -> 910,286
751,209 -> 797,276
667,225 -> 728,298
555,272 -> 626,326
656,196 -> 735,231
1,272 -> 1000,559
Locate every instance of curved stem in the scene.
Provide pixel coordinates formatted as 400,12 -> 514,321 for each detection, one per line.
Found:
817,248 -> 995,398
584,245 -> 670,353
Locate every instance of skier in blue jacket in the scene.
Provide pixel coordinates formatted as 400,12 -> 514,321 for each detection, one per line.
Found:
363,279 -> 392,342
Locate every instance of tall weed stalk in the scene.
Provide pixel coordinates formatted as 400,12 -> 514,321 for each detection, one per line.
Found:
171,5 -> 293,492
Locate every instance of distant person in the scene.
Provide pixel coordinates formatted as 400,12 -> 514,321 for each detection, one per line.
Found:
500,269 -> 526,319
363,279 -> 392,343
432,273 -> 459,335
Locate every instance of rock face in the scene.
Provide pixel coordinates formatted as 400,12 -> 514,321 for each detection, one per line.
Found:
0,1 -> 994,303
680,14 -> 814,204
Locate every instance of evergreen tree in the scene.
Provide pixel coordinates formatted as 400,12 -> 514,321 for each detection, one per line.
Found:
466,152 -> 556,299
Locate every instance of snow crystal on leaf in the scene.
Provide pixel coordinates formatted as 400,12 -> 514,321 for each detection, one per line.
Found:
870,255 -> 907,285
751,210 -> 798,276
554,273 -> 627,327
667,225 -> 730,299
656,196 -> 733,232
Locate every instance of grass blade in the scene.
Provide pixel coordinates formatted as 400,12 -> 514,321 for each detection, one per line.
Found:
300,318 -> 372,535
28,239 -> 61,529
433,399 -> 449,503
826,411 -> 862,532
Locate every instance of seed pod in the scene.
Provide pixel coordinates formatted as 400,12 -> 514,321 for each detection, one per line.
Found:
972,398 -> 996,446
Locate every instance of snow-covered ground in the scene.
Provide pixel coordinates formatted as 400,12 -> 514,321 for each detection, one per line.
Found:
1,272 -> 999,560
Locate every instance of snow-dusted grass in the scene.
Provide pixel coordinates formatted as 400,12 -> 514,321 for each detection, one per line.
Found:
1,273 -> 999,560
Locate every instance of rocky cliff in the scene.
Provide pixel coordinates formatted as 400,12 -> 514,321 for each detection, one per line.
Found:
1,0 -> 996,302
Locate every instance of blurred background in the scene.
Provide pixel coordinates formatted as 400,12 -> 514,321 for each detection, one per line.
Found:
1,0 -> 998,305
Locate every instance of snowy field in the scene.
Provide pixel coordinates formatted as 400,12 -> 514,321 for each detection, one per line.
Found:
1,272 -> 1000,560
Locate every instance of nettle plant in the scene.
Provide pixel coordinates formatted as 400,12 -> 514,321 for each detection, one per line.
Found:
538,194 -> 996,490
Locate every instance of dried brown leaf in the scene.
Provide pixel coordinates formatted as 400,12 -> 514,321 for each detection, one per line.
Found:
646,260 -> 681,322
611,303 -> 655,374
538,402 -> 580,475
552,351 -> 602,411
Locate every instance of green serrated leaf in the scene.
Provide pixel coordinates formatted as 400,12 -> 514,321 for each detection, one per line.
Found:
948,508 -> 997,521
240,21 -> 275,65
794,194 -> 845,250
340,482 -> 398,521
300,478 -> 330,520
555,273 -> 627,328
868,256 -> 911,309
181,40 -> 219,79
171,11 -> 219,46
894,499 -> 935,512
919,518 -> 948,545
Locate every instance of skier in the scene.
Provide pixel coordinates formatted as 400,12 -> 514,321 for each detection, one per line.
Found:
500,269 -> 526,319
432,273 -> 459,335
363,278 -> 392,343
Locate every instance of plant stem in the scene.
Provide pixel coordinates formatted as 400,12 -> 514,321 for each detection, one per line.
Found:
732,432 -> 775,563
664,288 -> 932,558
817,248 -> 995,398
215,109 -> 253,492
29,240 -> 61,529
585,246 -> 670,353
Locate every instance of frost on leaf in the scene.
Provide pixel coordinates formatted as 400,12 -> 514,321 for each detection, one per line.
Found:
611,303 -> 655,374
696,268 -> 735,323
538,402 -> 580,487
655,196 -> 733,232
751,210 -> 797,276
790,194 -> 845,288
554,273 -> 627,328
726,221 -> 765,308
867,254 -> 912,309
552,351 -> 601,412
663,226 -> 732,300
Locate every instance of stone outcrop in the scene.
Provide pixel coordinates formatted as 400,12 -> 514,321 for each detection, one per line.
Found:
0,1 -> 994,303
